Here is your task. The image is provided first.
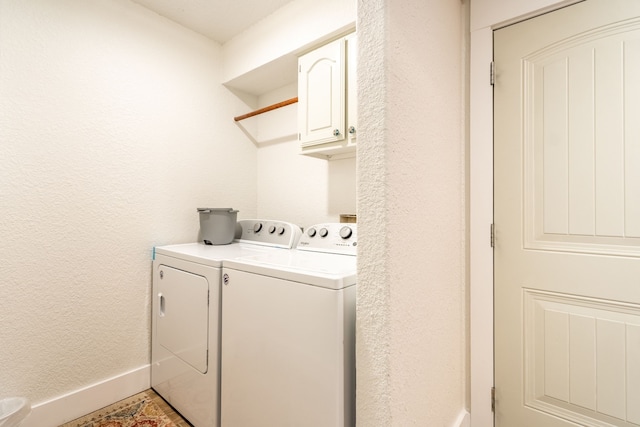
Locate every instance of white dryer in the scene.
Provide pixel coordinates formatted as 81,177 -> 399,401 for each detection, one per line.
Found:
151,220 -> 301,427
221,223 -> 357,427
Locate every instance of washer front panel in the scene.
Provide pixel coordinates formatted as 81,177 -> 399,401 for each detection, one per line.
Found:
221,268 -> 356,427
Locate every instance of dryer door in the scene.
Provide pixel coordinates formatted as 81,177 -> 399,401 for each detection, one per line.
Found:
156,265 -> 209,373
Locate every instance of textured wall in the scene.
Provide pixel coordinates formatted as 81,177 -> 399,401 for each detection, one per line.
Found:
222,0 -> 356,84
0,0 -> 256,404
254,84 -> 357,228
356,0 -> 466,425
257,137 -> 357,229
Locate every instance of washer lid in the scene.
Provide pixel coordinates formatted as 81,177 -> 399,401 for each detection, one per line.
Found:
223,249 -> 357,290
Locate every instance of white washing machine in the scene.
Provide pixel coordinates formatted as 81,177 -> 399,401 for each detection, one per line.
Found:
221,223 -> 357,427
151,220 -> 302,427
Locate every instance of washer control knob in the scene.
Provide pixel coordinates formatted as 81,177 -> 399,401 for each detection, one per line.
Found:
319,228 -> 329,238
253,222 -> 263,233
307,228 -> 317,237
277,226 -> 285,235
339,226 -> 353,239
268,225 -> 276,234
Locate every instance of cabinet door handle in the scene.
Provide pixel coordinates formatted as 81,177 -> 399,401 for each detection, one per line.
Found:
348,126 -> 356,134
333,129 -> 340,136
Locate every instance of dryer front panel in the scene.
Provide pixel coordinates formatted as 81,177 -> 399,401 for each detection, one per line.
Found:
156,264 -> 209,374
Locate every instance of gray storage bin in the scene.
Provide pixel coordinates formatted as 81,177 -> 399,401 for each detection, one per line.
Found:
197,208 -> 238,245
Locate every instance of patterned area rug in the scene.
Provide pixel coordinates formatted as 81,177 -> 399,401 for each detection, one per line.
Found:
59,391 -> 176,427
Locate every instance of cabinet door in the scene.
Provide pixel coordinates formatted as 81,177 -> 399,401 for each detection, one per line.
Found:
298,38 -> 346,146
345,33 -> 357,143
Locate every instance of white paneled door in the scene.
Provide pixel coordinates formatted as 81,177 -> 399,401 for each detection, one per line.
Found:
494,1 -> 640,426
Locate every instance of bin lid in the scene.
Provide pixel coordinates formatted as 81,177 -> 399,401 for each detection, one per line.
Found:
197,208 -> 238,213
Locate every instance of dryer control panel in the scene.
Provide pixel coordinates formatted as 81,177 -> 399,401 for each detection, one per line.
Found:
297,223 -> 357,255
235,219 -> 302,249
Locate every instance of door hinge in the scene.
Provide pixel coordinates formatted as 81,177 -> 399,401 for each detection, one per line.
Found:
490,223 -> 495,248
491,386 -> 496,412
490,61 -> 495,86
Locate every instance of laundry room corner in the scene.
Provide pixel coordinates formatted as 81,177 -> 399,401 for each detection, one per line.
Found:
253,84 -> 357,227
221,0 -> 358,227
0,0 -> 257,424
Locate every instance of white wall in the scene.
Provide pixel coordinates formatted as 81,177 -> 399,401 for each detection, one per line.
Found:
0,0 -> 256,413
357,0 -> 467,425
222,0 -> 356,85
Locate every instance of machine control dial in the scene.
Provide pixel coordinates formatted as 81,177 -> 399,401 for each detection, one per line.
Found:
296,223 -> 357,255
253,222 -> 263,233
268,225 -> 276,234
277,226 -> 285,235
339,226 -> 353,239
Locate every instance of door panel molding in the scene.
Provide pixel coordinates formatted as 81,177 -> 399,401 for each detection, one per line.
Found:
522,18 -> 640,258
524,289 -> 640,426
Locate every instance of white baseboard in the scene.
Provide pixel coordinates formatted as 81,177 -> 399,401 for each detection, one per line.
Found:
22,365 -> 150,427
453,409 -> 471,427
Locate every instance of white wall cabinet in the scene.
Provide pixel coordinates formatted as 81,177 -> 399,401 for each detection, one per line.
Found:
298,33 -> 357,159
